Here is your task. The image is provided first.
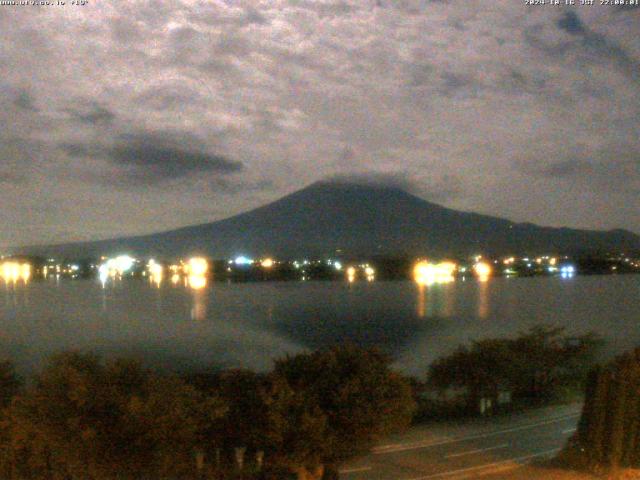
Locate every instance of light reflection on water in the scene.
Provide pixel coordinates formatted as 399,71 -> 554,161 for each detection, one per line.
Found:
0,275 -> 638,377
477,279 -> 490,320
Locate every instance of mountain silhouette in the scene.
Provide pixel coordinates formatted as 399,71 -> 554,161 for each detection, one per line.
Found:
16,181 -> 640,259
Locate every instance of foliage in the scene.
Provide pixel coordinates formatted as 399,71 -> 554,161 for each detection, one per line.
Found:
0,346 -> 415,480
0,352 -> 226,479
427,325 -> 603,407
274,345 -> 416,468
575,347 -> 640,469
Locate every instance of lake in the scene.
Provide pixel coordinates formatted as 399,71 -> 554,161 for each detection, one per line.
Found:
0,275 -> 638,377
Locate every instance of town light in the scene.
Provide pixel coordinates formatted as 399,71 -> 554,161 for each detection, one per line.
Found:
234,256 -> 253,265
413,261 -> 456,286
347,266 -> 356,283
188,274 -> 207,290
113,255 -> 135,274
1,261 -> 31,284
473,261 -> 492,281
187,257 -> 208,276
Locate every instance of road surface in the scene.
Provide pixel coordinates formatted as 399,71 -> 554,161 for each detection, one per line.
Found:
340,403 -> 582,480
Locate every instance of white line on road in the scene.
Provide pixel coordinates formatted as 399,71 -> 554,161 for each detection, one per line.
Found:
374,413 -> 580,455
406,448 -> 561,480
444,443 -> 509,459
339,466 -> 372,474
562,427 -> 577,434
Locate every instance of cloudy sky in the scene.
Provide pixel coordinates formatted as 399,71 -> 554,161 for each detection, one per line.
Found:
0,0 -> 638,247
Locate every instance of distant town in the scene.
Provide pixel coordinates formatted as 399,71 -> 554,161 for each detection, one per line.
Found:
1,251 -> 638,288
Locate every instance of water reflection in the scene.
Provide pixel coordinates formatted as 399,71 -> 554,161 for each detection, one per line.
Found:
189,277 -> 208,321
148,260 -> 163,288
0,275 -> 636,377
477,278 -> 490,319
417,285 -> 426,318
415,283 -> 456,319
346,267 -> 356,283
442,284 -> 455,318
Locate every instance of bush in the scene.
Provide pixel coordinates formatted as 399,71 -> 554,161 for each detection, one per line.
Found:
273,345 -> 416,477
0,352 -> 226,479
427,325 -> 603,413
0,346 -> 415,480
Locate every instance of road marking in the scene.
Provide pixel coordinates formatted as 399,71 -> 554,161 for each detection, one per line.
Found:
339,466 -> 372,474
444,443 -> 509,459
374,413 -> 580,455
406,448 -> 561,480
562,427 -> 577,434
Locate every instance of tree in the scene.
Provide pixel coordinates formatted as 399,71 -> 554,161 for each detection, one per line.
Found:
427,325 -> 603,411
2,351 -> 226,479
257,374 -> 327,480
575,347 -> 640,470
273,345 -> 416,479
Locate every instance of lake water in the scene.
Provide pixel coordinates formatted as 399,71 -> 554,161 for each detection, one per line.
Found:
1,275 -> 638,377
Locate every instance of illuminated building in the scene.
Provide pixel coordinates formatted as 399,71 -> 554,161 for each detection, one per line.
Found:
1,261 -> 31,284
186,257 -> 208,276
473,261 -> 492,282
413,261 -> 456,286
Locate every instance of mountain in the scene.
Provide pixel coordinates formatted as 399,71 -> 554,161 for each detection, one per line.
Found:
14,181 -> 640,259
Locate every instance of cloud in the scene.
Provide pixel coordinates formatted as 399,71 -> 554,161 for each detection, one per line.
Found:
63,131 -> 243,185
209,178 -> 274,195
517,144 -> 639,194
324,172 -> 416,192
71,105 -> 115,125
322,171 -> 464,203
0,1 -> 639,244
13,90 -> 38,111
557,11 -> 586,35
535,158 -> 593,178
439,71 -> 482,97
553,11 -> 640,82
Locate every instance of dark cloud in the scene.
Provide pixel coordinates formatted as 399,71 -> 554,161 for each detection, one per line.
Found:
500,69 -> 547,95
534,158 -> 594,178
557,11 -> 586,35
244,7 -> 268,25
68,104 -> 116,125
517,146 -> 639,193
439,71 -> 481,97
61,142 -> 94,158
407,63 -> 435,87
63,131 -> 243,185
14,90 -> 38,111
109,17 -> 142,44
324,172 -> 417,193
323,172 -> 464,203
110,132 -> 241,177
134,85 -> 202,111
552,11 -> 640,82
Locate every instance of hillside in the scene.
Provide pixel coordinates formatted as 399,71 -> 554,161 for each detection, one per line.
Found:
14,181 -> 640,259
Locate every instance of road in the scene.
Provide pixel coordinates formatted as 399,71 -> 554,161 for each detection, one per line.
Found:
339,403 -> 582,480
